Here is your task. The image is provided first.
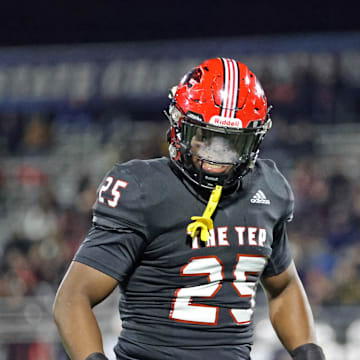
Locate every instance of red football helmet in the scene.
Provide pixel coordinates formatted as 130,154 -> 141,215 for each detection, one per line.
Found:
165,57 -> 272,190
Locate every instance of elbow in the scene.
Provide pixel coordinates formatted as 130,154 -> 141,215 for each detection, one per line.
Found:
52,287 -> 91,325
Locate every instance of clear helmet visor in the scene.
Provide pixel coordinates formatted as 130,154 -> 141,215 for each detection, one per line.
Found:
181,121 -> 261,165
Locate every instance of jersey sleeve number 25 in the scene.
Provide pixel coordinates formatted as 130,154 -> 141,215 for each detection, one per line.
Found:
98,176 -> 128,208
170,255 -> 266,325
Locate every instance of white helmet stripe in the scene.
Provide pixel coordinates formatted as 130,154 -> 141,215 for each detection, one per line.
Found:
225,58 -> 233,118
229,59 -> 239,118
226,59 -> 233,117
221,58 -> 229,117
221,58 -> 239,119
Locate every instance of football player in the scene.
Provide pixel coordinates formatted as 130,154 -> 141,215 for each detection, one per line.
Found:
53,58 -> 325,360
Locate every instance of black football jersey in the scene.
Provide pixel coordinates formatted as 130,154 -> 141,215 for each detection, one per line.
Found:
74,157 -> 294,360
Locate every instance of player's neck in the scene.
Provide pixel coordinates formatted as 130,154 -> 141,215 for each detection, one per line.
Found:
168,159 -> 242,204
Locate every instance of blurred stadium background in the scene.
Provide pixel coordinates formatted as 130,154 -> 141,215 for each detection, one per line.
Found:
1,2 -> 360,359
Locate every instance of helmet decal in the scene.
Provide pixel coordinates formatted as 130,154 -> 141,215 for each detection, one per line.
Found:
208,115 -> 243,129
182,67 -> 203,88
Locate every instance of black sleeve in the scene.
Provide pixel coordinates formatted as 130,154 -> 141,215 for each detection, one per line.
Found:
74,225 -> 146,283
74,163 -> 150,283
92,163 -> 150,239
262,219 -> 293,277
262,160 -> 295,277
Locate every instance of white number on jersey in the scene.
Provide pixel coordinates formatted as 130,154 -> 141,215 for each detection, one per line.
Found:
98,176 -> 128,208
170,254 -> 267,325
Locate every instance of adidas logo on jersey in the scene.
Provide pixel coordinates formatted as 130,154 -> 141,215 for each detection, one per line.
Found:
250,190 -> 270,205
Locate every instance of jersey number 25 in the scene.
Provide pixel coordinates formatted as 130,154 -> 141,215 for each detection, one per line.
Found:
98,176 -> 128,208
170,254 -> 266,325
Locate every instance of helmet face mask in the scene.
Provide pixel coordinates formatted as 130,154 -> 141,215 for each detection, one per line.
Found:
166,58 -> 272,190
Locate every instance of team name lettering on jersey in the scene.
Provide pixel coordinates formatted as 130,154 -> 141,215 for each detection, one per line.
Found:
190,226 -> 267,249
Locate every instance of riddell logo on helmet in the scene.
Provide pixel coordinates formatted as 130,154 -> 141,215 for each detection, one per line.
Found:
209,116 -> 243,128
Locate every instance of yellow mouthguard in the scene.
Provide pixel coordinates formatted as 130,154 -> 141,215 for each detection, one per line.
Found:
187,185 -> 223,242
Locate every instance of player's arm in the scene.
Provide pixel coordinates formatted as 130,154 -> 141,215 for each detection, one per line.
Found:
53,261 -> 118,360
261,261 -> 325,359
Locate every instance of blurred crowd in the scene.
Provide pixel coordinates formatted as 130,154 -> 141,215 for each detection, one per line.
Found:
0,62 -> 359,360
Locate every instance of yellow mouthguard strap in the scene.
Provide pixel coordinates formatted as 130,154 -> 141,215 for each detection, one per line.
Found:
187,185 -> 223,242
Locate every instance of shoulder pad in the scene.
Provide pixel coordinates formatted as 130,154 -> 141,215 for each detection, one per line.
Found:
92,161 -> 148,238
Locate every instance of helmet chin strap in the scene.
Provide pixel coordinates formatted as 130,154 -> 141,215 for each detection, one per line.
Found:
187,185 -> 223,243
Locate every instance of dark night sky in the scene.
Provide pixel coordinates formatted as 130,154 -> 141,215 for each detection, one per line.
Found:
0,1 -> 358,46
